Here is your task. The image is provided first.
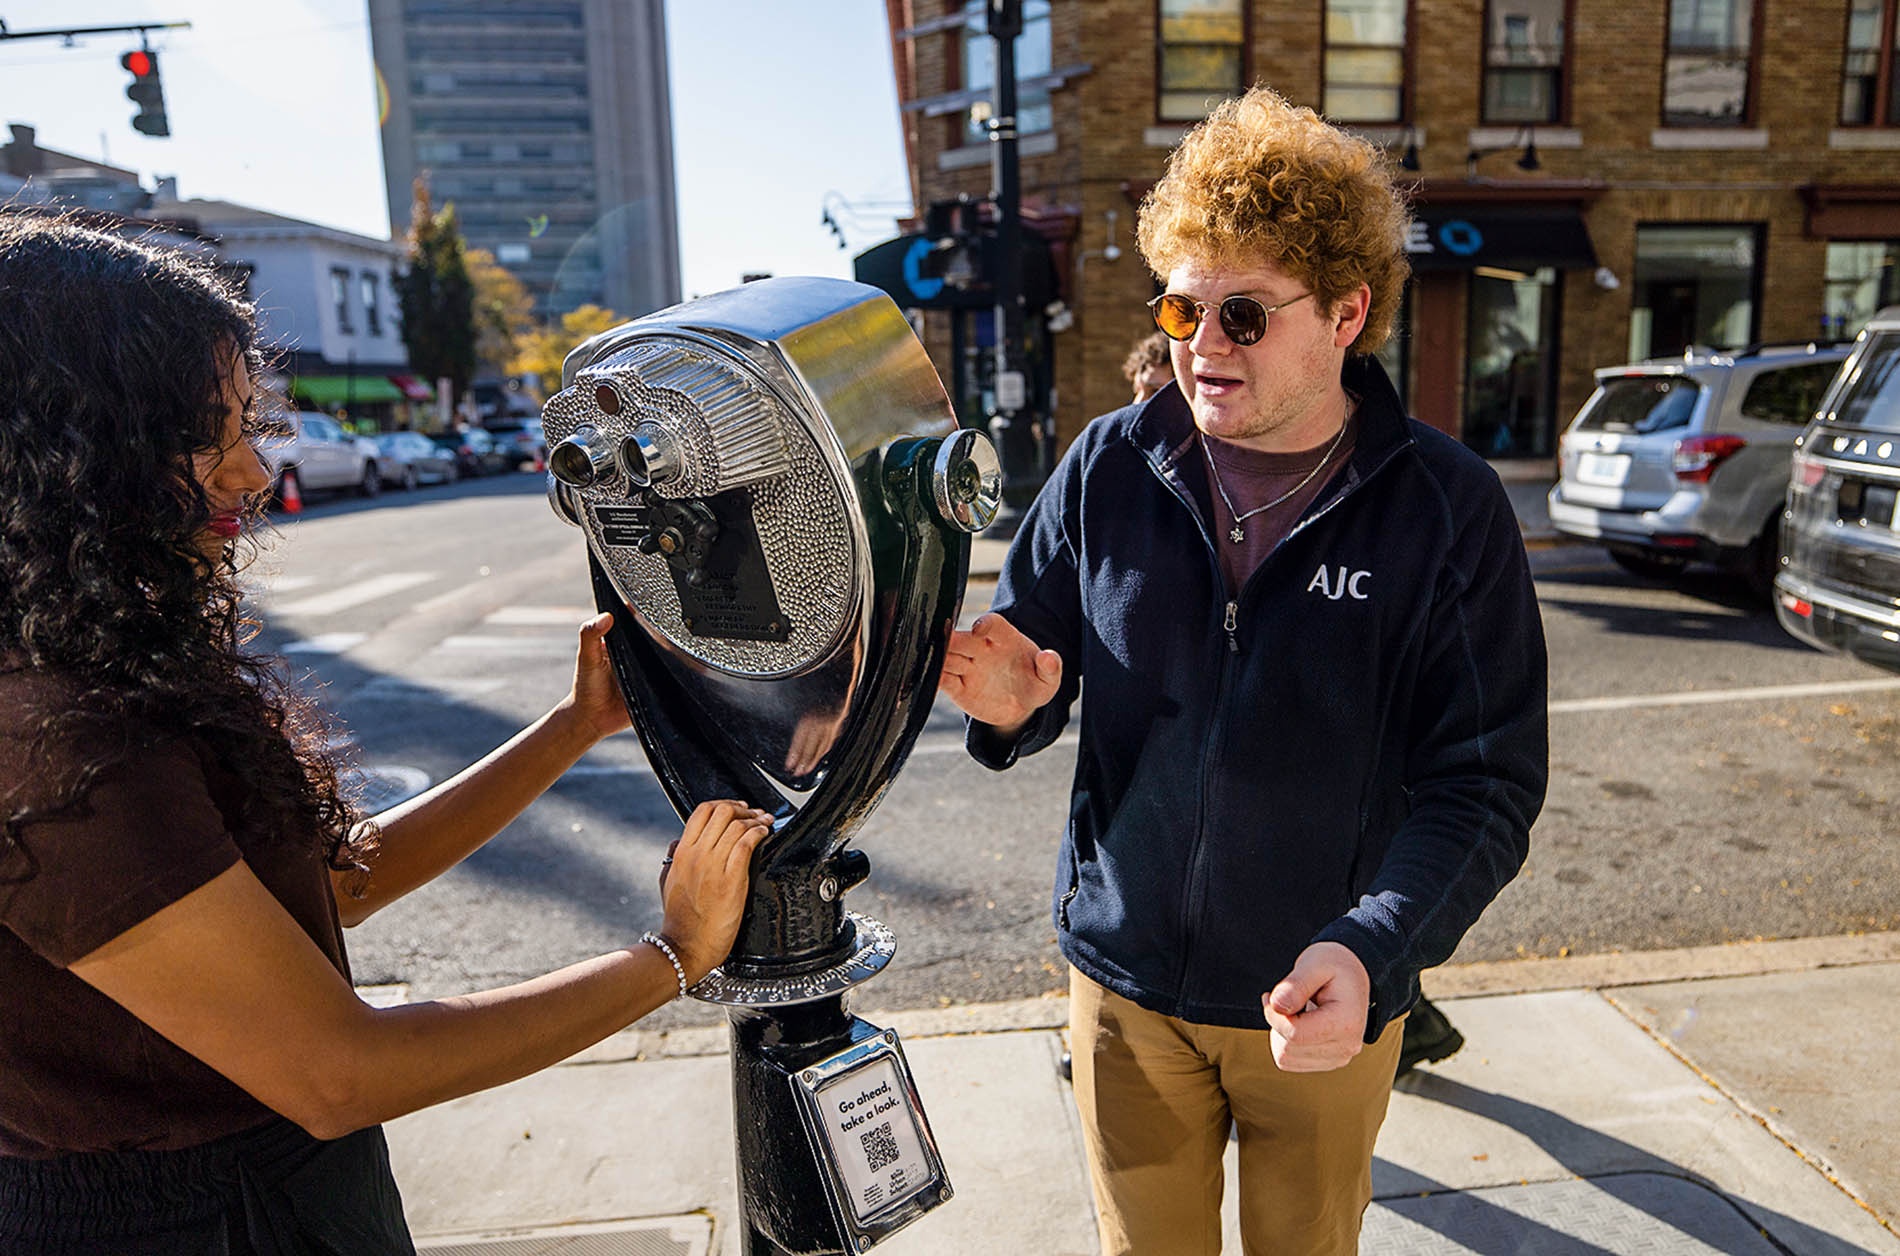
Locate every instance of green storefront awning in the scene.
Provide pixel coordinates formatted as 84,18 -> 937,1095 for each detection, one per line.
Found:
290,374 -> 407,407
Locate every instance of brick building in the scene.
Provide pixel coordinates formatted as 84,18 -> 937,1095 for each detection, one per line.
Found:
873,0 -> 1900,464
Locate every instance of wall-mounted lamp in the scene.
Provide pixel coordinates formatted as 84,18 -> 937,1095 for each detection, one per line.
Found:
1465,126 -> 1540,180
1399,125 -> 1421,172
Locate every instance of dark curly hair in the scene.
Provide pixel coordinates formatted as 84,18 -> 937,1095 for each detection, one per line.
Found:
0,213 -> 370,884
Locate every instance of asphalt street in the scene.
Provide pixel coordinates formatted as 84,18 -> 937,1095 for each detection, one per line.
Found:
247,475 -> 1900,1032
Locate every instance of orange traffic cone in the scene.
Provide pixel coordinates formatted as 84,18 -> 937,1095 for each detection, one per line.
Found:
277,470 -> 303,515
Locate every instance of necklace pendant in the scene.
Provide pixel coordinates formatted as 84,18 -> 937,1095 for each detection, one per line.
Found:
1229,524 -> 1245,544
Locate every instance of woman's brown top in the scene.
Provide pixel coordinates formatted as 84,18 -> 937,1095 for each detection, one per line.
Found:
0,669 -> 348,1158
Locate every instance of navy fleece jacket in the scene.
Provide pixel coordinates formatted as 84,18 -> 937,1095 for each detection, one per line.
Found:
968,355 -> 1548,1040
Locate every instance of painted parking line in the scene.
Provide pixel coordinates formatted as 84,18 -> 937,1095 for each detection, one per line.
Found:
1551,675 -> 1900,715
272,572 -> 438,616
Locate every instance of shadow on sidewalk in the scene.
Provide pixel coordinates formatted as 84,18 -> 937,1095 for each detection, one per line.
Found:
1381,1074 -> 1879,1256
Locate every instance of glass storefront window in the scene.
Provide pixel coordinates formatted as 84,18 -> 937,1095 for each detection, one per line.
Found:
1823,241 -> 1900,341
1463,267 -> 1559,458
1628,225 -> 1761,360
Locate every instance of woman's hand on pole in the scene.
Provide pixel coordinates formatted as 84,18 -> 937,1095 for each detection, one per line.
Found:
659,800 -> 772,984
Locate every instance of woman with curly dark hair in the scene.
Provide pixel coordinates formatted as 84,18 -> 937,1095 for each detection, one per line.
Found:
0,214 -> 769,1253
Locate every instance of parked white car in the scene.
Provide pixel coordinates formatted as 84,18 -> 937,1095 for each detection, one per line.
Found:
266,411 -> 383,500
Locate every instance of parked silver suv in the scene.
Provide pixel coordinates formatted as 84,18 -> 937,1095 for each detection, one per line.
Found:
1547,343 -> 1850,596
1777,311 -> 1900,673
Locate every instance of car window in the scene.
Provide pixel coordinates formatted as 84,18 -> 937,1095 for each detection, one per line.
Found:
1833,331 -> 1900,433
1574,376 -> 1703,435
1738,361 -> 1842,425
305,415 -> 341,442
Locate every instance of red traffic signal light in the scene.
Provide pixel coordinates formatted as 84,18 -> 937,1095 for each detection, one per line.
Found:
119,49 -> 170,138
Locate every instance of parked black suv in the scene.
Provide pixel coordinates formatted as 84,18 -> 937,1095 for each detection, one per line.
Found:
1777,310 -> 1900,673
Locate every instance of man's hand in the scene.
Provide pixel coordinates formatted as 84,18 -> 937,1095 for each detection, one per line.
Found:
1262,941 -> 1371,1073
938,613 -> 1062,733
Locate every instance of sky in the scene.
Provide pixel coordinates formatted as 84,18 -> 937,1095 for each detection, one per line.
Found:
0,0 -> 915,299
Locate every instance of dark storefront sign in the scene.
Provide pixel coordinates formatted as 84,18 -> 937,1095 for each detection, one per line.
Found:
1405,206 -> 1598,273
853,232 -> 997,310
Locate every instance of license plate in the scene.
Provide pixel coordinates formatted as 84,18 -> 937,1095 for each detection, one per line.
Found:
1576,451 -> 1630,487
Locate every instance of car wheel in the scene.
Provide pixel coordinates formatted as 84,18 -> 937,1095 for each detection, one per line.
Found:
1743,514 -> 1783,602
1608,547 -> 1689,581
401,465 -> 419,492
359,462 -> 382,497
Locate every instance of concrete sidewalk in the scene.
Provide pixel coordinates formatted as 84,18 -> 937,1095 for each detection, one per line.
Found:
384,934 -> 1900,1254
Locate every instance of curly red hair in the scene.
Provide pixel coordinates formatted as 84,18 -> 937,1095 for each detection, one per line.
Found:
1138,86 -> 1411,355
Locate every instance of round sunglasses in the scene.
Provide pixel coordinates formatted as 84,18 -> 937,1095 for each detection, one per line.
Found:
1147,290 -> 1312,346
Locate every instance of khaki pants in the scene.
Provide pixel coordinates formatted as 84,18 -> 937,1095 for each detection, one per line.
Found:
1069,969 -> 1403,1256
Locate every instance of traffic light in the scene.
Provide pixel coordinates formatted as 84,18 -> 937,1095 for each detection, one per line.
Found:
120,49 -> 170,137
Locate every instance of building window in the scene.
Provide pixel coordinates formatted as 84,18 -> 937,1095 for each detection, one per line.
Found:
331,267 -> 353,334
361,272 -> 382,337
1324,0 -> 1408,123
1482,0 -> 1565,124
1842,0 -> 1899,126
960,0 -> 1052,147
1158,0 -> 1245,122
1628,224 -> 1762,360
1824,241 -> 1900,340
1663,0 -> 1753,127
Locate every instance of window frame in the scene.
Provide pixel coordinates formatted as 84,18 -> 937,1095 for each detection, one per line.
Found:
1478,0 -> 1573,126
330,266 -> 353,335
950,0 -> 1055,150
360,271 -> 383,338
1840,0 -> 1900,127
1320,0 -> 1416,125
1154,0 -> 1250,126
1658,0 -> 1764,129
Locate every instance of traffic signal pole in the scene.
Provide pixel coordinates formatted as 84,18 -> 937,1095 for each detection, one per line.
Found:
0,21 -> 188,139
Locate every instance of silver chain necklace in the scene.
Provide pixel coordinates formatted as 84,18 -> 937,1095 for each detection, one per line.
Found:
1203,419 -> 1349,544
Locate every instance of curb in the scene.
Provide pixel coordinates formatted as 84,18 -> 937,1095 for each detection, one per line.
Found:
529,933 -> 1900,1068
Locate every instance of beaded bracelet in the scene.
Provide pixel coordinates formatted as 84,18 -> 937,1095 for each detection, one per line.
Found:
641,931 -> 689,1000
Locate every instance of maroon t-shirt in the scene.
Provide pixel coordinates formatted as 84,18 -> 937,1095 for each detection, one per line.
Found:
0,669 -> 349,1158
1201,414 -> 1360,595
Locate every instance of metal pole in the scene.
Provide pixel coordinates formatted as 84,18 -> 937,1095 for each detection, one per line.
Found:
985,0 -> 1038,529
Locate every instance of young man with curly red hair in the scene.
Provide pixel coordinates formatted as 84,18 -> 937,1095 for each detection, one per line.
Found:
941,87 -> 1548,1255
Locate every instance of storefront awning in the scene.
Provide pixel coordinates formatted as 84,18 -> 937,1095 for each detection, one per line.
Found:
1406,206 -> 1598,273
387,374 -> 435,401
290,374 -> 407,407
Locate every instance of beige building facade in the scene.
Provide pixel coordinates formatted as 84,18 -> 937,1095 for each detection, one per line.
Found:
877,0 -> 1900,461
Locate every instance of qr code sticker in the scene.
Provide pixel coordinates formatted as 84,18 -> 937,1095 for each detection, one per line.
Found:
862,1121 -> 900,1172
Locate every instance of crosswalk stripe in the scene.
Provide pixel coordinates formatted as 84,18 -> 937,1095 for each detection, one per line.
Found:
272,572 -> 438,616
281,633 -> 367,655
486,606 -> 596,626
438,635 -> 575,654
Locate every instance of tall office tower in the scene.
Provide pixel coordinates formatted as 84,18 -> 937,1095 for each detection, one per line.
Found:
369,0 -> 681,320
